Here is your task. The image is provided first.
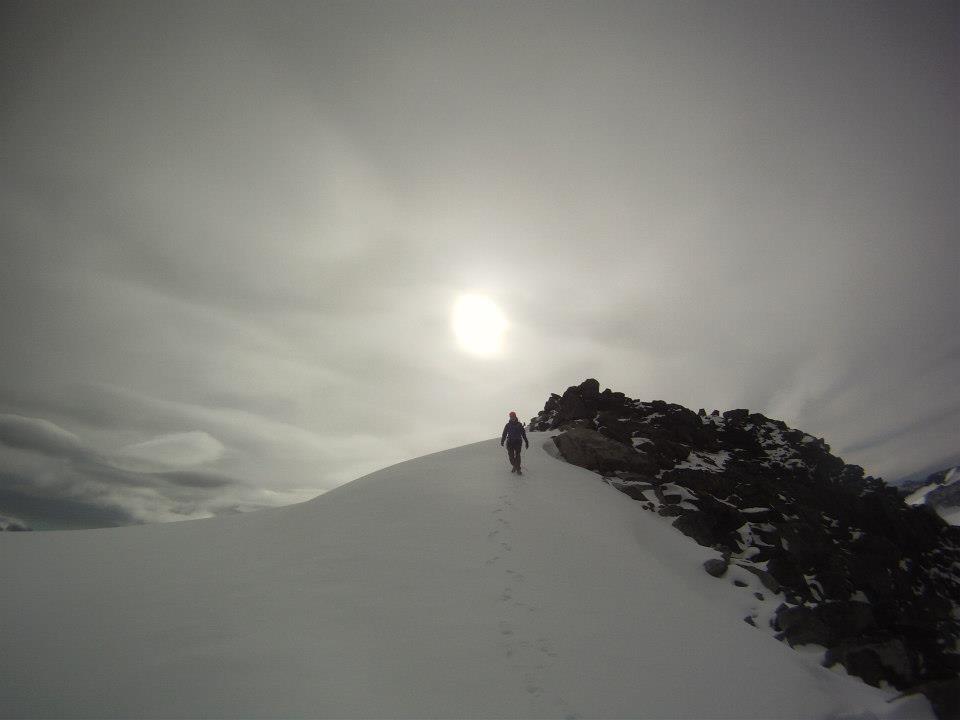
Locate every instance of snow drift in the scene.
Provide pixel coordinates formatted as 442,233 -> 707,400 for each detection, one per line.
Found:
0,435 -> 933,718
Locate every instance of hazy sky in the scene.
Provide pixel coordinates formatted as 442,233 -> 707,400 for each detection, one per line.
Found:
1,0 -> 957,529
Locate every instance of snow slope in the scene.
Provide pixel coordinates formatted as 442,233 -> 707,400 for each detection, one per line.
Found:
905,466 -> 960,526
0,434 -> 932,719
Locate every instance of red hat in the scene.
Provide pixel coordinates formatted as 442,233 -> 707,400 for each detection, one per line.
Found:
509,411 -> 517,418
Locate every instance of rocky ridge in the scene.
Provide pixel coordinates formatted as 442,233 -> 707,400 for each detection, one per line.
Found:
531,379 -> 960,708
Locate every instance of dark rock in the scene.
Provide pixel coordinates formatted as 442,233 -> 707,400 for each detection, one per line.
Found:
552,429 -> 652,475
767,556 -> 807,596
737,564 -> 782,594
655,485 -> 683,504
825,639 -> 919,688
703,558 -> 728,577
531,380 -> 960,692
610,483 -> 653,502
579,377 -> 601,402
673,512 -> 728,550
780,521 -> 835,567
554,379 -> 603,423
899,678 -> 960,720
775,605 -> 832,646
775,601 -> 878,648
722,409 -> 751,425
657,505 -> 685,517
733,580 -> 748,587
557,387 -> 590,422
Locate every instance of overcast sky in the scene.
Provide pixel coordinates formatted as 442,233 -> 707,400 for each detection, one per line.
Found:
1,0 -> 957,529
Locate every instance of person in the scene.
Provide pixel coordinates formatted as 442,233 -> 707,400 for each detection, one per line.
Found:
500,411 -> 529,474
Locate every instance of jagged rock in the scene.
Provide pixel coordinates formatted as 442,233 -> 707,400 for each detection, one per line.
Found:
737,564 -> 782,594
767,556 -> 808,599
531,380 -> 960,692
579,377 -> 601,402
553,378 -> 603,423
672,510 -> 742,552
609,482 -> 654,502
892,679 -> 960,720
774,604 -> 832,646
703,558 -> 728,577
825,639 -> 918,688
552,428 -> 656,475
655,484 -> 683,504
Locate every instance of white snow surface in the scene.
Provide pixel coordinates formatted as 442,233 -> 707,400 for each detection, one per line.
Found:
672,449 -> 731,473
905,466 -> 960,525
0,434 -> 932,719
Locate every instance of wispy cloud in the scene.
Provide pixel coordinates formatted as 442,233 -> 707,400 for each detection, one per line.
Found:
0,413 -> 306,528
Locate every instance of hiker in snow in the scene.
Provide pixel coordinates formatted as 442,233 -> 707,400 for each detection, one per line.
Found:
501,411 -> 529,474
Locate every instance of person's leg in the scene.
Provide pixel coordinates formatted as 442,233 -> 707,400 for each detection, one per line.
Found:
507,442 -> 520,471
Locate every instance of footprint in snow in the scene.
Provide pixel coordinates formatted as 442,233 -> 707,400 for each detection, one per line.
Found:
523,673 -> 543,696
537,638 -> 558,657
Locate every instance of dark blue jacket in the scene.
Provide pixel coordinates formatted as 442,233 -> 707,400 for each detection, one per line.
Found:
501,419 -> 528,444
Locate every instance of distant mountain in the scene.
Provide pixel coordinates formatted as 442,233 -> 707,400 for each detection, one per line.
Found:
897,464 -> 960,526
531,379 -> 959,713
0,514 -> 31,531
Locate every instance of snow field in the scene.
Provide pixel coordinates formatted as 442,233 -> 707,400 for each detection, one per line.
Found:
0,433 -> 932,718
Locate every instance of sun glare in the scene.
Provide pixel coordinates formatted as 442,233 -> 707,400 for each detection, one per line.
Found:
451,294 -> 508,357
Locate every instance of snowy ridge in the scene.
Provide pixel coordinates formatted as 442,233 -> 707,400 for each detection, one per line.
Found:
905,466 -> 960,526
530,380 -> 960,707
0,437 -> 931,719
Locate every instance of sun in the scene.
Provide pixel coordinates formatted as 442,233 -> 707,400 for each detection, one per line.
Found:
451,294 -> 508,357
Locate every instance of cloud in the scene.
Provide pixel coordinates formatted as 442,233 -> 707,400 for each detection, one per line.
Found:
0,0 -> 955,526
110,431 -> 225,472
0,413 -> 85,459
158,470 -> 240,489
0,415 -> 296,529
0,512 -> 32,531
0,472 -> 137,530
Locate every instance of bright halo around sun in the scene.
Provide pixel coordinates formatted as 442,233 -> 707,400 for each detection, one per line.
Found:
451,294 -> 508,357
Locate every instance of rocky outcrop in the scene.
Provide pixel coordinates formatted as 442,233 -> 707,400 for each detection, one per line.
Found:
552,428 -> 656,475
533,379 -> 960,699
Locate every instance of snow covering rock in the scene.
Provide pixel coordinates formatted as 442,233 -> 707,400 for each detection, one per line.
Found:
533,379 -> 960,703
0,436 -> 936,719
899,464 -> 960,526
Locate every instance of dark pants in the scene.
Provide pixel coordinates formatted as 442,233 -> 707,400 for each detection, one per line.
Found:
506,439 -> 522,470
